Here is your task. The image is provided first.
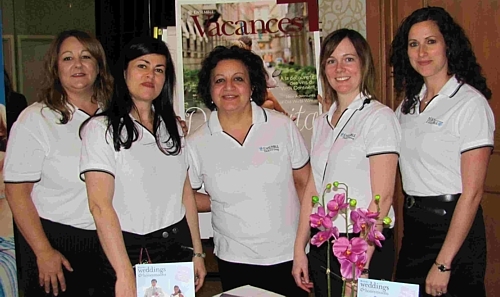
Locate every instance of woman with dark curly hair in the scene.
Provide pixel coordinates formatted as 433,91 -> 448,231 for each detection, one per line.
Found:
390,7 -> 494,297
187,45 -> 310,296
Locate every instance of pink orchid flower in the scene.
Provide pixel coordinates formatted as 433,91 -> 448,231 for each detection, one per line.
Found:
311,227 -> 339,247
310,207 -> 333,229
339,252 -> 367,280
332,237 -> 368,263
350,209 -> 378,233
367,226 -> 385,247
326,193 -> 349,217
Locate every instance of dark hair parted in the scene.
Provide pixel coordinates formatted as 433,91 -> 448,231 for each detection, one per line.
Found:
197,45 -> 267,111
95,36 -> 180,155
319,28 -> 377,103
390,6 -> 492,114
39,30 -> 113,124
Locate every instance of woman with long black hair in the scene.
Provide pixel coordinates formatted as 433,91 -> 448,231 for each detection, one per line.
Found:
391,7 -> 494,297
80,36 -> 206,297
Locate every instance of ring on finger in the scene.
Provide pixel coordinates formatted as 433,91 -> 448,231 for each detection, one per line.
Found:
437,292 -> 443,296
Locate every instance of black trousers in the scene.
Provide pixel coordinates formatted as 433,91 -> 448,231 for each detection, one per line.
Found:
309,228 -> 395,297
100,216 -> 194,297
14,218 -> 101,297
217,257 -> 308,297
395,196 -> 486,297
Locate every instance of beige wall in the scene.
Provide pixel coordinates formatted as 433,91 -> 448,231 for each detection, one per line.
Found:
1,0 -> 95,102
319,0 -> 366,37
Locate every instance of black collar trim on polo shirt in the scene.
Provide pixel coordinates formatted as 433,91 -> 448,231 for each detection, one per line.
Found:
223,124 -> 254,147
134,119 -> 155,137
449,82 -> 464,98
326,108 -> 348,130
77,109 -> 92,117
207,102 -> 267,135
261,106 -> 268,122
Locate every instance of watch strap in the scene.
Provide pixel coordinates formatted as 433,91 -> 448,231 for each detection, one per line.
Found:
434,262 -> 451,272
193,252 -> 206,258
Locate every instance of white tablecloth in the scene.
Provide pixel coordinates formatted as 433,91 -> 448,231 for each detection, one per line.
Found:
212,285 -> 285,297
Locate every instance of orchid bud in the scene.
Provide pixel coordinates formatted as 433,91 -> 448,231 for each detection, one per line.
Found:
326,183 -> 332,190
383,217 -> 392,225
374,194 -> 381,202
312,196 -> 319,204
349,199 -> 357,207
333,181 -> 339,188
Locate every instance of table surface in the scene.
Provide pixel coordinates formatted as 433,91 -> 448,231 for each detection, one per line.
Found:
212,285 -> 285,297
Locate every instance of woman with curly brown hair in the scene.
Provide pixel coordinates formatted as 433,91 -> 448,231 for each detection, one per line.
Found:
3,29 -> 113,297
391,7 -> 494,297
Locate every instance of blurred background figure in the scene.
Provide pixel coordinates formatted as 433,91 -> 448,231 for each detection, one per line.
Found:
4,70 -> 28,136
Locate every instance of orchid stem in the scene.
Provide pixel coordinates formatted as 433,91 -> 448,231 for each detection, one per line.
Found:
327,241 -> 331,297
322,187 -> 331,297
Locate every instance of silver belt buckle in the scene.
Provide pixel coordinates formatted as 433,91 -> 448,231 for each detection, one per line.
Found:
405,196 -> 415,209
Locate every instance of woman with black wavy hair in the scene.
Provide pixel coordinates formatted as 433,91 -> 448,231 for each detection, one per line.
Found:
188,45 -> 310,296
79,36 -> 205,297
391,6 -> 494,297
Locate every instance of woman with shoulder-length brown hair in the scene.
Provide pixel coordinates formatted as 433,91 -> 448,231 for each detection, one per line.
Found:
293,28 -> 401,296
3,29 -> 113,297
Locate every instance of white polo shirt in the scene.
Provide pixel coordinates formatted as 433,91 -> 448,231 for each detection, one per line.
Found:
79,115 -> 187,235
3,102 -> 95,230
187,102 -> 309,265
396,76 -> 495,196
311,93 -> 401,230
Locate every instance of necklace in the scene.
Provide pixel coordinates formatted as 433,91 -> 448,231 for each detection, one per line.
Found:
421,92 -> 429,105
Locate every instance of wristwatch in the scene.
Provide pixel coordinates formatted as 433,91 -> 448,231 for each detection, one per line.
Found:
434,262 -> 451,272
193,252 -> 206,258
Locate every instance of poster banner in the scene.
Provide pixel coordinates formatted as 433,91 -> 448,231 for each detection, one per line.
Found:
0,9 -> 18,297
174,0 -> 321,148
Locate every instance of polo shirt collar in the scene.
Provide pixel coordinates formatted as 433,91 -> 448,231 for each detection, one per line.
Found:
326,92 -> 370,119
418,75 -> 464,100
207,101 -> 267,134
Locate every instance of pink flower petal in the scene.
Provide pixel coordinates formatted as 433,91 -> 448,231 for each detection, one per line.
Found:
347,252 -> 358,263
332,237 -> 349,258
332,226 -> 340,239
339,258 -> 355,279
350,237 -> 368,254
311,231 -> 328,247
322,216 -> 333,229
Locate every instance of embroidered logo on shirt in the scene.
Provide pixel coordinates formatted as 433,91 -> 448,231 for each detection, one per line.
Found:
340,132 -> 356,140
259,145 -> 280,152
425,117 -> 444,126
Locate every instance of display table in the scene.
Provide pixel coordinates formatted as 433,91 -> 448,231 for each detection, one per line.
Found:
212,285 -> 285,297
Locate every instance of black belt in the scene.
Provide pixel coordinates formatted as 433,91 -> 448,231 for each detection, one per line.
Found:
404,193 -> 461,216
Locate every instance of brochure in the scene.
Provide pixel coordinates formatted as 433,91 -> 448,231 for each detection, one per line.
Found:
136,262 -> 195,297
357,278 -> 420,297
